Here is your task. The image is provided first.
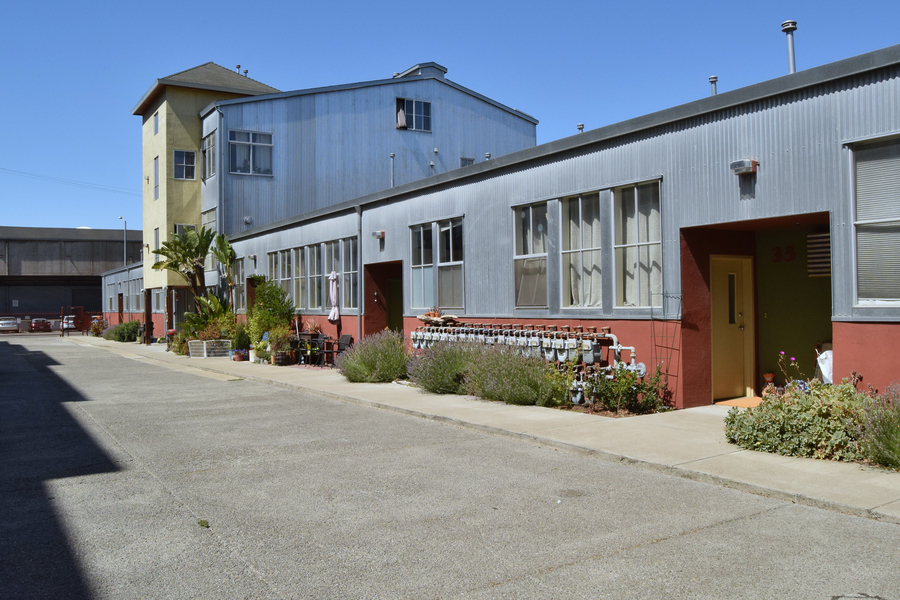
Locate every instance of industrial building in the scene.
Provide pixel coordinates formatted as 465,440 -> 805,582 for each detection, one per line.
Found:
1,226 -> 141,325
107,41 -> 900,407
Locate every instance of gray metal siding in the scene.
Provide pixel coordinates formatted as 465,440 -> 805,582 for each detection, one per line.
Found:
362,66 -> 900,321
218,79 -> 536,235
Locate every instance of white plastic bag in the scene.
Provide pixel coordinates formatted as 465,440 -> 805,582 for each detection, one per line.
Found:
816,350 -> 833,384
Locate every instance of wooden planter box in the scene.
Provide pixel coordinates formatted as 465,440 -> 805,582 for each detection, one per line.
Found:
188,339 -> 231,358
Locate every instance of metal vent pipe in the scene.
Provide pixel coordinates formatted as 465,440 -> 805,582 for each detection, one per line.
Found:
782,20 -> 797,74
709,76 -> 718,96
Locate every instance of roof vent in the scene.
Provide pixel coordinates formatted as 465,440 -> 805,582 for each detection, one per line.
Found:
782,20 -> 797,74
709,76 -> 718,96
236,64 -> 241,73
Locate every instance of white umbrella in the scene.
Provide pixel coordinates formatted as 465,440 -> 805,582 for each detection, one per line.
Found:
327,271 -> 340,323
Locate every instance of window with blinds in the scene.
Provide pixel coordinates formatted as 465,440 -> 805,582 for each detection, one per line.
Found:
855,140 -> 900,302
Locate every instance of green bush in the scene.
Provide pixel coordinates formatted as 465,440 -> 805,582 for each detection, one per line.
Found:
102,321 -> 141,343
465,345 -> 565,407
231,323 -> 251,350
724,380 -> 867,461
859,384 -> 900,469
336,330 -> 409,383
584,365 -> 668,413
246,276 -> 295,344
409,342 -> 480,394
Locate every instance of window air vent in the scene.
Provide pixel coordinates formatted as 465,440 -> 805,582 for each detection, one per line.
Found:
807,233 -> 831,277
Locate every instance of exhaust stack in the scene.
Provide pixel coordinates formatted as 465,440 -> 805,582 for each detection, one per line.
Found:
782,20 -> 797,74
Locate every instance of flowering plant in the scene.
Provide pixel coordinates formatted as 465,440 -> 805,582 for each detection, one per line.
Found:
777,350 -> 807,390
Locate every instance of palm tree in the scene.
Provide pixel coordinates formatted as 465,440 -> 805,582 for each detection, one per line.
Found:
211,233 -> 237,309
152,227 -> 216,310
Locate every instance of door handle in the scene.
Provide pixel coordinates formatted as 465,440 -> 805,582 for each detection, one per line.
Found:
739,326 -> 744,331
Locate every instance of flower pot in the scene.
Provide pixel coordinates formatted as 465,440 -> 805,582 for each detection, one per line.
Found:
249,349 -> 258,363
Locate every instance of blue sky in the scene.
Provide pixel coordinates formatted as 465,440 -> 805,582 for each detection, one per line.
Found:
2,0 -> 898,231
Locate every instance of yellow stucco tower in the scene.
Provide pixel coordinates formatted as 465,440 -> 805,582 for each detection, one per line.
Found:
131,63 -> 278,305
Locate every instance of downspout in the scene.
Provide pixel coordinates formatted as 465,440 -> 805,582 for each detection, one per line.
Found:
356,205 -> 363,343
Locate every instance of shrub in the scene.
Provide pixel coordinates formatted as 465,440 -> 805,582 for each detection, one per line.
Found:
859,384 -> 900,469
409,342 -> 480,394
464,344 -> 565,407
231,323 -> 251,350
90,318 -> 108,337
724,380 -> 867,461
336,330 -> 409,383
171,328 -> 192,355
267,323 -> 293,352
581,365 -> 667,413
102,321 -> 141,343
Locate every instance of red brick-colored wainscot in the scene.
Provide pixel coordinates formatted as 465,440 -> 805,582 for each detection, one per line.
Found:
403,315 -> 691,408
833,321 -> 900,394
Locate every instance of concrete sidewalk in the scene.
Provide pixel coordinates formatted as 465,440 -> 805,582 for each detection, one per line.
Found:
67,336 -> 900,525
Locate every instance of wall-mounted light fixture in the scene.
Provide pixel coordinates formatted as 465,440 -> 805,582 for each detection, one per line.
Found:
485,152 -> 491,160
729,159 -> 758,175
372,231 -> 385,240
243,216 -> 253,225
433,147 -> 439,154
145,176 -> 150,183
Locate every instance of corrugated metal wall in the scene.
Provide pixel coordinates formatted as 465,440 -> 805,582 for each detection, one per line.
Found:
359,66 -> 900,321
216,79 -> 536,235
224,65 -> 900,323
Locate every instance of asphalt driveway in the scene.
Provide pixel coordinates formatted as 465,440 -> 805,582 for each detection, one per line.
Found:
2,335 -> 898,599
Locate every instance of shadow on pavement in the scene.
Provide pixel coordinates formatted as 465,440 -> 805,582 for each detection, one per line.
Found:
0,339 -> 119,599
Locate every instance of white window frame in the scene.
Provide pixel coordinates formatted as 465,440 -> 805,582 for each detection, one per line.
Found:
201,131 -> 216,180
153,156 -> 159,200
279,249 -> 292,302
460,157 -> 474,168
234,258 -> 245,312
561,192 -> 602,308
229,130 -> 273,176
153,227 -> 160,261
396,98 -> 432,132
514,203 -> 549,308
174,223 -> 196,237
292,247 -> 307,310
613,181 -> 662,308
202,210 -> 217,271
342,237 -> 359,309
437,218 -> 464,309
173,150 -> 196,180
854,139 -> 900,304
410,224 -> 433,310
153,112 -> 158,135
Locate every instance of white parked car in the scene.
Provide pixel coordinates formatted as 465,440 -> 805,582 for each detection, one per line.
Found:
0,316 -> 18,333
61,316 -> 76,331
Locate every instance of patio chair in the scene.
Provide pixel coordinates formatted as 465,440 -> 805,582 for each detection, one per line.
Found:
323,334 -> 353,366
303,335 -> 326,366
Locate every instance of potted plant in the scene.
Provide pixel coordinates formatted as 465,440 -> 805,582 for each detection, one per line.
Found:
268,324 -> 293,366
232,323 -> 251,361
251,340 -> 267,363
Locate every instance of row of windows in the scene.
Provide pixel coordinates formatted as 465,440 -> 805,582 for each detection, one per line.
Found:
265,238 -> 360,311
413,181 -> 663,311
107,279 -> 144,312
